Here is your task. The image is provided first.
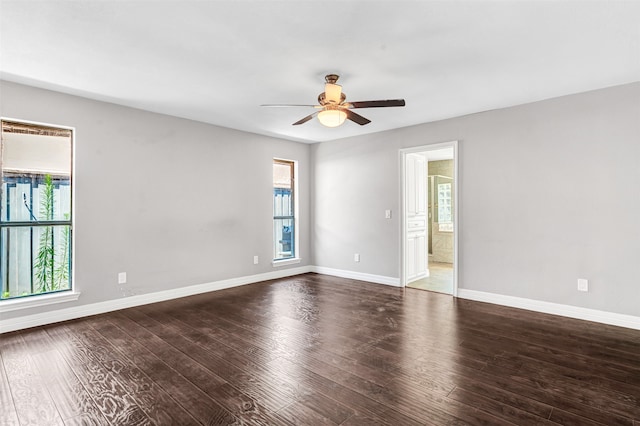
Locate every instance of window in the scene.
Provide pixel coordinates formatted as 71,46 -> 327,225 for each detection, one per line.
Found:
273,159 -> 296,261
1,120 -> 73,300
437,181 -> 453,232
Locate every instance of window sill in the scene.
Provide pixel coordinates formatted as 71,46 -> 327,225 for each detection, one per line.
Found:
272,258 -> 301,268
0,291 -> 80,313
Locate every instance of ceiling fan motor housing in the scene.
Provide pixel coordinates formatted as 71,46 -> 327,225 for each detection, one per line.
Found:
318,91 -> 347,106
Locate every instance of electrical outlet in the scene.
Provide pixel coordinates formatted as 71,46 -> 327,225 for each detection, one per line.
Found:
118,272 -> 127,284
354,253 -> 360,262
577,278 -> 588,292
253,255 -> 259,265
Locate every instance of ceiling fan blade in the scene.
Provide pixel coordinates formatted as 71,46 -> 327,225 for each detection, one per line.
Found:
292,112 -> 318,125
261,104 -> 319,108
345,109 -> 371,126
348,99 -> 406,109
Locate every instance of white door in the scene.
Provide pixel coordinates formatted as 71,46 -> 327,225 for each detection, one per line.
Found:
405,153 -> 428,283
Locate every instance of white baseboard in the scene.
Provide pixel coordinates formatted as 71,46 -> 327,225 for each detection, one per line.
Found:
457,289 -> 640,331
0,266 -> 312,334
4,268 -> 638,333
310,266 -> 401,287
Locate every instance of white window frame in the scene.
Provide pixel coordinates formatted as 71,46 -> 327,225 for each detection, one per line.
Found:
272,158 -> 300,267
0,117 -> 79,310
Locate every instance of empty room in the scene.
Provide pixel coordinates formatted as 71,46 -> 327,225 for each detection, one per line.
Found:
1,1 -> 639,425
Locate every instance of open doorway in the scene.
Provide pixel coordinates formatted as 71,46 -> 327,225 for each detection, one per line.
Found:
400,141 -> 458,295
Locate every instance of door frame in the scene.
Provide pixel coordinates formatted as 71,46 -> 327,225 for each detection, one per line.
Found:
399,140 -> 459,296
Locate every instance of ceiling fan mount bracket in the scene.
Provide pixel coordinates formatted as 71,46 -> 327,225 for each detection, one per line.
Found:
324,74 -> 340,84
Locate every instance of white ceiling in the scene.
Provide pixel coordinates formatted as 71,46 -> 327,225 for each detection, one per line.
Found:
1,1 -> 639,144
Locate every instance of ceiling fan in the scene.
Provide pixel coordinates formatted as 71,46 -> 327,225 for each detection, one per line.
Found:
261,74 -> 405,128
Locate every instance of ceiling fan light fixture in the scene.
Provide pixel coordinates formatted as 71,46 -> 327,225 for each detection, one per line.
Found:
318,108 -> 347,127
324,83 -> 342,104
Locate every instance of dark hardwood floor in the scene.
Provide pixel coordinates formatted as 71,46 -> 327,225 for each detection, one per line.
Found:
1,273 -> 639,425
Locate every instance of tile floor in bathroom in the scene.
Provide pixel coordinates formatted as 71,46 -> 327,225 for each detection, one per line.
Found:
407,261 -> 454,294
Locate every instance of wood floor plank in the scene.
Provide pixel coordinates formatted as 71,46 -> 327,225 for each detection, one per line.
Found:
509,364 -> 640,421
548,407 -> 623,426
276,401 -> 339,425
88,314 -> 238,425
66,318 -> 203,425
45,325 -> 153,426
455,296 -> 640,357
18,328 -> 108,425
119,308 -> 300,413
99,312 -> 228,395
0,332 -> 65,426
455,377 -> 554,419
460,314 -> 640,378
2,273 -> 640,425
462,330 -> 640,389
205,382 -> 294,425
339,411 -> 390,426
366,371 -> 515,425
400,347 -> 635,426
0,351 -> 20,426
165,299 -> 399,389
266,356 -> 424,426
448,386 -> 557,425
107,335 -> 237,426
30,350 -> 109,425
97,312 -> 290,425
294,391 -> 354,424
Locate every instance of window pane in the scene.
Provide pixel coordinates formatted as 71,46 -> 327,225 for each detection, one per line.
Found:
2,173 -> 71,222
2,128 -> 72,222
3,132 -> 70,175
273,162 -> 292,189
1,225 -> 72,299
273,188 -> 292,217
273,218 -> 294,260
437,182 -> 452,223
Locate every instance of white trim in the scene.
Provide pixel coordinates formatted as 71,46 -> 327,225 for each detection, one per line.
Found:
3,269 -> 639,333
458,289 -> 640,331
399,141 -> 459,296
451,142 -> 459,297
1,116 -> 79,314
272,257 -> 301,267
0,266 -> 311,334
1,291 -> 81,313
273,157 -> 299,262
1,116 -> 75,132
311,266 -> 401,287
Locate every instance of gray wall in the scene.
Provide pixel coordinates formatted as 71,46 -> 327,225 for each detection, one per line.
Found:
2,80 -> 639,323
1,81 -> 310,322
312,82 -> 640,316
